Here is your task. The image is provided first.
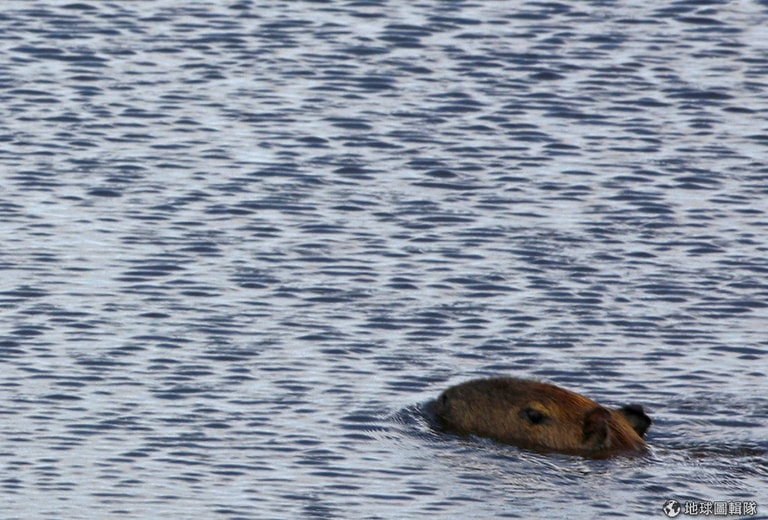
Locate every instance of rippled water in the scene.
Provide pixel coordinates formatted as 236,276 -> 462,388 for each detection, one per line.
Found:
2,1 -> 767,518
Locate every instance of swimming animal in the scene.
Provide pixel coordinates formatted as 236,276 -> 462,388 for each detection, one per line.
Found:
434,377 -> 651,457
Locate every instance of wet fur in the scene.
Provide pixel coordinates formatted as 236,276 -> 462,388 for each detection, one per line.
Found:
435,377 -> 651,458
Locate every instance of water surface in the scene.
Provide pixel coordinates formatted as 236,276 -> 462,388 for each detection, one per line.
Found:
1,1 -> 767,518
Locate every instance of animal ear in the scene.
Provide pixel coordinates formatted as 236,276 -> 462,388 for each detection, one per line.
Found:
618,405 -> 652,438
582,406 -> 611,445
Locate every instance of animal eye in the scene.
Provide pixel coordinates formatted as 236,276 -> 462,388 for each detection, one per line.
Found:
520,407 -> 548,425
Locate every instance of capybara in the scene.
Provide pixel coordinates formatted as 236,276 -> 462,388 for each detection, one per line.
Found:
435,377 -> 651,458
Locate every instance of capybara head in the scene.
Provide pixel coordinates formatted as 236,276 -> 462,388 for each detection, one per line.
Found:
435,377 -> 651,457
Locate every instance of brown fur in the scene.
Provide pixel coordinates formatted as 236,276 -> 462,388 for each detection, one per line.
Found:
435,377 -> 651,458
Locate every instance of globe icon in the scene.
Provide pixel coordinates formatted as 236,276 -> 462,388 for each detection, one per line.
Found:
662,499 -> 681,518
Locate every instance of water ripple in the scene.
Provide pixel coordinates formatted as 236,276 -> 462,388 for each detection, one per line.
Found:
1,1 -> 767,518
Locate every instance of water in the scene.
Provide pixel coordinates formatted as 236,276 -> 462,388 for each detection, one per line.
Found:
1,1 -> 767,518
